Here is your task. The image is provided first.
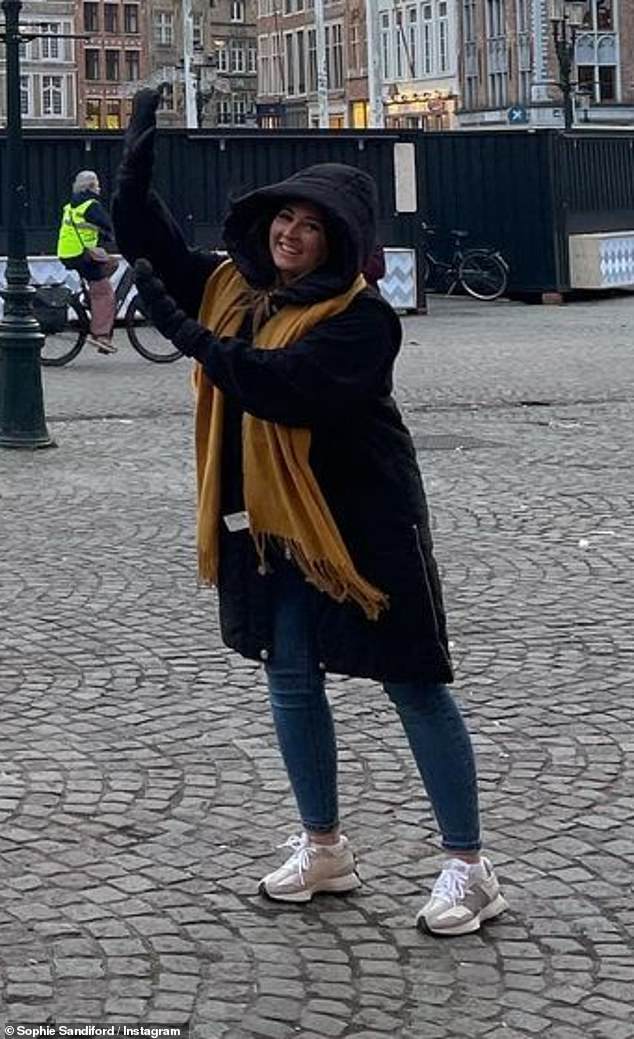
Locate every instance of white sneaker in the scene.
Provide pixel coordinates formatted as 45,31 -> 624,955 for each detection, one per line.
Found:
259,833 -> 362,903
416,857 -> 508,936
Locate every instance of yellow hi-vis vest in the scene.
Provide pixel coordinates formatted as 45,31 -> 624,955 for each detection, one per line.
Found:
56,199 -> 99,259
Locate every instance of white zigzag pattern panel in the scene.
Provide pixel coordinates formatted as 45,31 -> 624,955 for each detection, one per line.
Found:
599,238 -> 634,287
379,248 -> 417,311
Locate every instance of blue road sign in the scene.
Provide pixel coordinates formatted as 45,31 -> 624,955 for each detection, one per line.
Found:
508,105 -> 529,125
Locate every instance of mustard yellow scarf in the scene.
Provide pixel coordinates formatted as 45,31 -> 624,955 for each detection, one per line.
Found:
193,259 -> 389,621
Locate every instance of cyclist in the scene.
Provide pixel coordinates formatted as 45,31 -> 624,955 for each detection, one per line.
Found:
56,170 -> 119,354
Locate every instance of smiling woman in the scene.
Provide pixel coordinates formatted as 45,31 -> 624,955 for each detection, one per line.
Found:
111,87 -> 507,938
268,202 -> 329,282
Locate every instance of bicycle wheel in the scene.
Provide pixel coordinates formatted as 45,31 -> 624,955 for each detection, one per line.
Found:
125,294 -> 182,363
459,250 -> 508,301
40,298 -> 88,367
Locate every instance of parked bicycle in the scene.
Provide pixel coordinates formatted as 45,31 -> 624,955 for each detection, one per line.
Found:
421,222 -> 509,301
34,264 -> 181,366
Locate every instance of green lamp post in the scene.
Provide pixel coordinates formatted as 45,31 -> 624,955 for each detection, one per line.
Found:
0,0 -> 54,448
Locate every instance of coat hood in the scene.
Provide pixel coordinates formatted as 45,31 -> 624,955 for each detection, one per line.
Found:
222,163 -> 379,303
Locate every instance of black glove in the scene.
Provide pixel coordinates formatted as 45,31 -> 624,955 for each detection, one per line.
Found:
118,88 -> 161,193
134,259 -> 212,358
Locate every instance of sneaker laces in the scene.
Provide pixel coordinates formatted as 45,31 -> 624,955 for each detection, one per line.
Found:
430,859 -> 471,906
277,834 -> 318,885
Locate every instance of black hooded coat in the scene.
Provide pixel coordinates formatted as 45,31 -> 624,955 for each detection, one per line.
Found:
112,162 -> 453,684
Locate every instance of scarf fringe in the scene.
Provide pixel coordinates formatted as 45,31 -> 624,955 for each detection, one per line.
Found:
253,532 -> 389,623
198,544 -> 218,587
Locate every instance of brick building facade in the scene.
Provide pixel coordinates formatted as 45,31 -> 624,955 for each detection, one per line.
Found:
76,0 -> 148,129
256,0 -> 348,128
458,0 -> 634,128
254,0 -> 460,130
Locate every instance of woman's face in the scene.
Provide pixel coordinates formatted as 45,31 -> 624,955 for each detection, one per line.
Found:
269,201 -> 328,283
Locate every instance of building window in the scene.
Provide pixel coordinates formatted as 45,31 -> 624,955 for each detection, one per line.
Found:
380,12 -> 391,79
216,43 -> 229,72
104,4 -> 119,34
20,75 -> 31,116
464,0 -> 477,41
231,1 -> 245,22
308,28 -> 317,92
159,82 -> 176,110
438,1 -> 449,73
234,98 -> 247,123
349,23 -> 360,75
486,0 -> 508,108
40,23 -> 60,60
42,75 -> 64,117
217,98 -> 232,124
106,100 -> 121,129
154,11 -> 174,47
105,49 -> 120,81
576,1 -> 619,104
351,100 -> 368,128
582,0 -> 614,30
463,0 -> 478,107
84,3 -> 99,32
123,4 -> 139,34
231,42 -> 246,73
297,30 -> 306,94
259,36 -> 270,94
516,0 -> 531,104
285,34 -> 295,95
486,0 -> 505,36
422,4 -> 433,76
193,13 -> 203,50
85,49 -> 100,80
124,51 -> 140,81
333,23 -> 344,89
594,65 -> 615,101
516,0 -> 530,32
284,0 -> 293,12
394,10 -> 404,80
248,44 -> 258,74
86,98 -> 101,128
270,32 -> 283,94
406,7 -> 418,77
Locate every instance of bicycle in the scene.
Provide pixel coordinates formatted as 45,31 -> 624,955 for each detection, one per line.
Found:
35,263 -> 181,366
421,222 -> 509,301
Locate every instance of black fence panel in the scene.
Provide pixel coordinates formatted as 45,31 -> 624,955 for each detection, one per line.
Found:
178,132 -> 419,249
420,130 -> 558,293
547,131 -> 634,288
4,126 -> 634,296
557,132 -> 634,230
0,128 -> 423,262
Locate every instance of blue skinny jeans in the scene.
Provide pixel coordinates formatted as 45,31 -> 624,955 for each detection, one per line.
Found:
264,564 -> 481,852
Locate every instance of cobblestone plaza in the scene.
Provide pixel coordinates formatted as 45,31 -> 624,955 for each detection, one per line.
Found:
1,295 -> 632,1037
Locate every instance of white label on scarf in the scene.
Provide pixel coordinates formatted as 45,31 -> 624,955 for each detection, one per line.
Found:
223,511 -> 250,532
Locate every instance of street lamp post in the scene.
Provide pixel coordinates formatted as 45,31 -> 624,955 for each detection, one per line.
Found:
550,0 -> 587,130
193,59 -> 220,128
0,0 -> 53,448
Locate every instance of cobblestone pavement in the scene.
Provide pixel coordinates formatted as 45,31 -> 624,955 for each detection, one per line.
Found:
1,295 -> 633,1038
